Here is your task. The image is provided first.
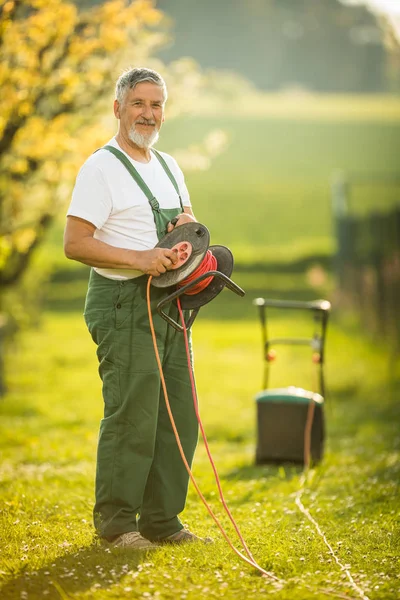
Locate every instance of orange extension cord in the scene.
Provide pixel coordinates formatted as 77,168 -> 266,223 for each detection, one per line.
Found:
146,275 -> 280,582
146,270 -> 371,599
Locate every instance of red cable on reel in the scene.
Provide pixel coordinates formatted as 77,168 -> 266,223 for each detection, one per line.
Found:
177,250 -> 217,295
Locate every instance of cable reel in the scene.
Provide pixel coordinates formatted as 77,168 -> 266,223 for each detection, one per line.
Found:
151,222 -> 245,331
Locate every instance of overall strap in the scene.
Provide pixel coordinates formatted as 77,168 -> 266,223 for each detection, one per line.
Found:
103,145 -> 160,212
152,148 -> 184,210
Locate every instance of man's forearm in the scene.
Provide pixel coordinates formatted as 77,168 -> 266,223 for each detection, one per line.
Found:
65,235 -> 143,270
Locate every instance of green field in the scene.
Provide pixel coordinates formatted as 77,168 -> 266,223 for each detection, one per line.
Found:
1,100 -> 400,599
160,115 -> 400,264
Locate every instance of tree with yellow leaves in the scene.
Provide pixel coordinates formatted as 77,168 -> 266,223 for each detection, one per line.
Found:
0,0 -> 163,287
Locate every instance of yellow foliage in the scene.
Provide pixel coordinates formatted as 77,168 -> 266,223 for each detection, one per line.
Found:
0,236 -> 12,271
0,0 -> 166,285
10,158 -> 29,175
2,2 -> 15,14
13,228 -> 37,253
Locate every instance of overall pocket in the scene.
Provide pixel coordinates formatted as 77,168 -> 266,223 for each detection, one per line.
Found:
114,280 -> 141,330
99,357 -> 120,411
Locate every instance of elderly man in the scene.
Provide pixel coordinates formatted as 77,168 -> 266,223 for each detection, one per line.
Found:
64,67 -> 204,549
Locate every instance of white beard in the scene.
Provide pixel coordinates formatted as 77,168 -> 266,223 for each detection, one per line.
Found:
128,124 -> 159,149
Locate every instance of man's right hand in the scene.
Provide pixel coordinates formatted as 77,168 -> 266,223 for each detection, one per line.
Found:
137,248 -> 179,277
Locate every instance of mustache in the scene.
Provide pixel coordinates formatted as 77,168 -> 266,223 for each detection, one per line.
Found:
135,119 -> 156,126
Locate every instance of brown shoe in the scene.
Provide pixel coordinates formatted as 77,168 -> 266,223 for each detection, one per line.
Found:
160,528 -> 213,544
112,531 -> 158,550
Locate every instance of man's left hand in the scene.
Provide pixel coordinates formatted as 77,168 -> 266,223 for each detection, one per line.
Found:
167,213 -> 196,233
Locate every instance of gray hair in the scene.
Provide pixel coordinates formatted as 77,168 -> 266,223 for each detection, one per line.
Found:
115,67 -> 168,104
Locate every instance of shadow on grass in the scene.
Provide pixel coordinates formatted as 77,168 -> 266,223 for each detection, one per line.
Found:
0,541 -> 152,600
45,265 -> 331,321
43,284 -> 323,320
51,256 -> 333,282
224,462 -> 303,483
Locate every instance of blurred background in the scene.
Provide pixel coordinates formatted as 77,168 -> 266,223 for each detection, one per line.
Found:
1,0 -> 400,391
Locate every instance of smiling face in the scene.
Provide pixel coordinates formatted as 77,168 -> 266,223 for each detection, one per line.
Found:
114,81 -> 165,150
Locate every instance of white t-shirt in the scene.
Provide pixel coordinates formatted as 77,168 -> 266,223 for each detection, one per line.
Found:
67,137 -> 191,280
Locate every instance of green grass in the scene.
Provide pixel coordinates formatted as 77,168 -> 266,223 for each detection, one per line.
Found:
1,307 -> 399,600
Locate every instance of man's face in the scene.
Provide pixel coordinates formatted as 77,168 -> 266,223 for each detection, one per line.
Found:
114,82 -> 165,149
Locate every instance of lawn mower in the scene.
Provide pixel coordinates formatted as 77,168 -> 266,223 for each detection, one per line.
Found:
253,298 -> 331,465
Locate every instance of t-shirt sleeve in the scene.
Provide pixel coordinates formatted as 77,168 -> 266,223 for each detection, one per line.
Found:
67,160 -> 112,229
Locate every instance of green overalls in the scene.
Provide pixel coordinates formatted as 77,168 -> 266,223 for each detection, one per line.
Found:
84,146 -> 199,541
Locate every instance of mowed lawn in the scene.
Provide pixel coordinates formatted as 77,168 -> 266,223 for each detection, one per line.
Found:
0,308 -> 399,599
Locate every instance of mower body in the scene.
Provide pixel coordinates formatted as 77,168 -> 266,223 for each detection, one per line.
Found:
255,387 -> 325,464
253,298 -> 330,466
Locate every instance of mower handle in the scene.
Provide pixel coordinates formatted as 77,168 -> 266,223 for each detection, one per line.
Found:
253,298 -> 331,312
